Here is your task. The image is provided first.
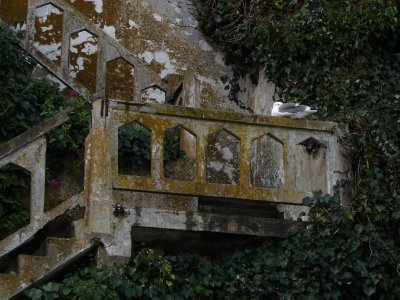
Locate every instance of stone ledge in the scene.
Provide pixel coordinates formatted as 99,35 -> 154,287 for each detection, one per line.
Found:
128,207 -> 304,237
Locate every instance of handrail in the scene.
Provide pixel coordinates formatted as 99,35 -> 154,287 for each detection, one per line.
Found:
109,100 -> 347,133
0,108 -> 73,160
0,192 -> 84,258
90,100 -> 349,205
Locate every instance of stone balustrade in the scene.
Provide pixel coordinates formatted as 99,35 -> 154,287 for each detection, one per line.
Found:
85,99 -> 349,235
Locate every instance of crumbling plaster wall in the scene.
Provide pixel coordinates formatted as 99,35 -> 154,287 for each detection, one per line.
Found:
236,68 -> 277,116
66,0 -> 275,113
0,0 -> 277,112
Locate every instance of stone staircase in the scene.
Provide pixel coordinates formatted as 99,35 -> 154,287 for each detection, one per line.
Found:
0,1 -> 177,297
0,108 -> 92,299
0,220 -> 92,299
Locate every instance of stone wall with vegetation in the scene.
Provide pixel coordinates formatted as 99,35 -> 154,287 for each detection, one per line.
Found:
31,1 -> 400,298
1,0 -> 400,299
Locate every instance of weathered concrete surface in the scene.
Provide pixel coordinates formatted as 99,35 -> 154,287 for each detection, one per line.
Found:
99,206 -> 304,260
0,0 -> 352,282
0,192 -> 85,258
277,204 -> 310,221
84,100 -> 113,236
109,100 -> 350,204
0,224 -> 92,300
105,58 -> 136,101
113,190 -> 198,212
0,108 -> 73,160
0,107 -> 79,259
251,133 -> 284,188
296,138 -> 328,192
237,68 -> 277,116
2,0 -> 167,102
163,125 -> 197,181
69,29 -> 99,93
64,0 -> 240,109
0,137 -> 46,226
34,3 -> 63,65
132,209 -> 299,237
2,0 -> 258,111
206,129 -> 240,185
0,0 -> 27,33
0,88 -> 91,299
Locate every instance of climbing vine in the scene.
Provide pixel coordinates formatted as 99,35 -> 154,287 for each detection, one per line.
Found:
196,0 -> 400,209
27,193 -> 400,299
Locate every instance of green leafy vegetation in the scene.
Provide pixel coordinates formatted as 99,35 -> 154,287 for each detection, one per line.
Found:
27,193 -> 400,299
27,249 -> 175,300
118,124 -> 186,173
118,125 -> 152,170
0,164 -> 30,239
163,126 -> 186,163
198,0 -> 400,297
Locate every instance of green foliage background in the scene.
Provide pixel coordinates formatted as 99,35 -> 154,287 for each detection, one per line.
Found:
118,124 -> 185,172
2,0 -> 400,298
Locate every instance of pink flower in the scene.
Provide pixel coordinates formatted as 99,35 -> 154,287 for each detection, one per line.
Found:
70,89 -> 79,98
50,179 -> 60,190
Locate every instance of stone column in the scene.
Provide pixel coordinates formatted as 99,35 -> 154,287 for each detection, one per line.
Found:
84,99 -> 113,236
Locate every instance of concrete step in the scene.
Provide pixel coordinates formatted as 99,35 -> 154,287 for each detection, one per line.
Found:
18,254 -> 49,279
0,274 -> 20,296
198,204 -> 283,219
0,236 -> 93,299
45,237 -> 76,259
72,219 -> 86,238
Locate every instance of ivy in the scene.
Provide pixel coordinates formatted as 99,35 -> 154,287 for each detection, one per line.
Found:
0,164 -> 30,239
163,126 -> 186,163
118,126 -> 151,168
118,125 -> 186,170
0,24 -> 91,155
27,249 -> 175,300
26,195 -> 400,299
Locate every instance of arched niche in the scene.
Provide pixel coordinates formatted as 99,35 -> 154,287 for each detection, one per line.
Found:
163,125 -> 197,181
206,128 -> 240,185
251,133 -> 284,188
296,137 -> 328,193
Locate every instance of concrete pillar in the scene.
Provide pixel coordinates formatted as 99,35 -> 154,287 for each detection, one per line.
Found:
84,99 -> 113,236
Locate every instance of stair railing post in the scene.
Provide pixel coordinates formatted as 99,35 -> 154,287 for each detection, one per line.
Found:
84,99 -> 113,236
